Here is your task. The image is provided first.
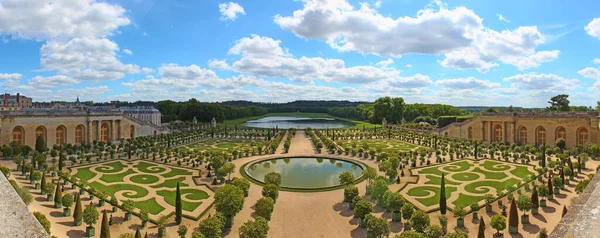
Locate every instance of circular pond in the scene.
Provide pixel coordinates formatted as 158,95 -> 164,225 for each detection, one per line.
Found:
245,157 -> 364,189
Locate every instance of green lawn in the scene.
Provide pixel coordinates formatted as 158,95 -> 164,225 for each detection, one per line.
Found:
73,167 -> 96,182
133,198 -> 165,215
99,169 -> 137,183
162,167 -> 193,178
220,112 -> 380,129
96,161 -> 125,173
89,181 -> 149,199
135,161 -> 167,173
482,160 -> 511,171
157,189 -> 208,212
408,186 -> 458,207
130,174 -> 160,184
337,138 -> 419,154
150,177 -> 188,189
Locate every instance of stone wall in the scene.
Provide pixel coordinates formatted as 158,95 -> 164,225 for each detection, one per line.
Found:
0,174 -> 49,238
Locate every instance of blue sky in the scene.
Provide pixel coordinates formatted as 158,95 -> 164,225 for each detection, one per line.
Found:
1,0 -> 599,107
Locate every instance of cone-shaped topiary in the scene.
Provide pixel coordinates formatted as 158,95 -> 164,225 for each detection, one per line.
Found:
40,173 -> 46,192
508,198 -> 519,233
73,193 -> 83,225
439,173 -> 447,215
477,218 -> 486,238
100,211 -> 110,238
175,182 -> 182,224
135,227 -> 141,238
54,184 -> 62,208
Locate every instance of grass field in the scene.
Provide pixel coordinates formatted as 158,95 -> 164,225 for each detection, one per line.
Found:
177,138 -> 258,154
402,159 -> 536,210
71,160 -> 211,219
220,112 -> 380,129
337,138 -> 420,154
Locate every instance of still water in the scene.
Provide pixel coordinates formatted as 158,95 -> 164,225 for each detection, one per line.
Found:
242,116 -> 353,129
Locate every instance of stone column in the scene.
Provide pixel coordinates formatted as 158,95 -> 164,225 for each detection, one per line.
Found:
96,121 -> 101,142
504,121 -> 507,143
87,120 -> 92,143
110,120 -> 115,142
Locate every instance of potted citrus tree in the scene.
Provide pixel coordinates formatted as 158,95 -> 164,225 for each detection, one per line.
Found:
83,202 -> 99,237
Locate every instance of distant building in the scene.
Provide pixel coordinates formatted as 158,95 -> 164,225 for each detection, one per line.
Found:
0,93 -> 32,111
119,106 -> 162,126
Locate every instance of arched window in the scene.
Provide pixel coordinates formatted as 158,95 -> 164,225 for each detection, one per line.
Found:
468,127 -> 473,139
578,128 -> 589,145
35,126 -> 46,142
519,127 -> 527,144
130,125 -> 135,138
12,126 -> 25,145
536,126 -> 546,146
494,125 -> 503,142
101,123 -> 110,143
556,127 -> 566,142
56,126 -> 66,145
75,125 -> 84,144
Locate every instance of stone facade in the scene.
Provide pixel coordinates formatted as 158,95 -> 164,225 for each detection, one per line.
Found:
436,112 -> 600,148
0,110 -> 168,148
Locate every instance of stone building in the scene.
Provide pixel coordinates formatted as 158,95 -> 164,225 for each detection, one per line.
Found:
435,112 -> 600,148
0,93 -> 32,111
0,110 -> 168,148
119,106 -> 162,126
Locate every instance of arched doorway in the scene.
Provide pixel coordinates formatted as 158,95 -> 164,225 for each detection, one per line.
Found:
56,125 -> 67,145
536,126 -> 546,146
35,126 -> 47,143
494,125 -> 503,142
75,125 -> 85,144
129,125 -> 135,138
578,128 -> 589,145
12,126 -> 25,145
556,127 -> 566,142
519,127 -> 527,144
101,123 -> 110,143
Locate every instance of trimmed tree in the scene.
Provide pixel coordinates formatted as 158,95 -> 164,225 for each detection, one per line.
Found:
424,224 -> 444,238
177,225 -> 188,238
354,199 -> 373,228
100,211 -> 110,238
410,210 -> 430,233
517,195 -> 532,224
35,135 -> 46,153
490,215 -> 507,237
401,203 -> 415,230
255,197 -> 275,220
508,198 -> 519,233
239,217 -> 269,238
198,214 -> 225,238
477,218 -> 486,238
339,171 -> 356,186
531,184 -> 539,214
62,193 -> 74,217
175,182 -> 182,224
262,184 -> 279,202
344,185 -> 359,203
73,193 -> 83,226
264,172 -> 282,186
439,173 -> 447,215
214,184 -> 245,228
453,205 -> 467,228
386,193 -> 405,222
83,202 -> 99,237
54,184 -> 62,208
231,177 -> 250,197
366,215 -> 390,238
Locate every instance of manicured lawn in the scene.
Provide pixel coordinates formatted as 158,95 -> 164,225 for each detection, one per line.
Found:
453,194 -> 486,208
510,166 -> 535,178
472,167 -> 507,180
408,186 -> 458,207
130,174 -> 160,184
162,167 -> 193,178
424,175 -> 460,186
182,138 -> 258,154
451,172 -> 479,181
338,138 -> 420,154
482,160 -> 511,171
89,181 -> 149,199
151,177 -> 188,189
157,189 -> 208,212
463,178 -> 520,194
96,161 -> 125,173
133,198 -> 165,215
73,167 -> 96,182
136,161 -> 167,173
99,169 -> 137,183
442,161 -> 472,172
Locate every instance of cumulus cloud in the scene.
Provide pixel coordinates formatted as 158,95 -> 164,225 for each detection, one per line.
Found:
578,67 -> 600,80
593,58 -> 600,64
214,34 -> 429,85
219,2 -> 246,21
504,73 -> 580,92
0,73 -> 22,88
585,18 -> 600,40
40,38 -> 142,81
123,49 -> 133,55
0,0 -> 130,40
435,77 -> 500,89
28,75 -> 80,88
275,0 -> 558,72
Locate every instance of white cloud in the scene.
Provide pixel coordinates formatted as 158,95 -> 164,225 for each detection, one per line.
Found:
405,64 -> 412,68
208,59 -> 231,69
141,67 -> 155,74
375,1 -> 382,8
504,73 -> 580,92
497,14 -> 511,23
585,18 -> 600,40
578,67 -> 600,80
219,2 -> 246,21
28,75 -> 80,88
0,73 -> 22,81
217,35 -> 427,85
275,0 -> 482,57
593,58 -> 600,64
436,77 -> 500,89
375,58 -> 394,68
275,0 -> 558,72
0,73 -> 22,88
123,49 -> 133,55
41,38 -> 142,81
0,0 -> 130,40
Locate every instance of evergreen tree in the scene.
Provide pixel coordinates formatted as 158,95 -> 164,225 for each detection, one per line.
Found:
548,173 -> 554,192
531,185 -> 539,208
29,165 -> 35,184
474,142 -> 479,159
40,173 -> 46,192
35,135 -> 46,153
508,198 -> 519,232
175,182 -> 182,224
477,218 -> 486,238
58,153 -> 64,171
135,227 -> 141,238
54,185 -> 62,208
100,211 -> 110,238
73,193 -> 83,225
439,173 -> 447,215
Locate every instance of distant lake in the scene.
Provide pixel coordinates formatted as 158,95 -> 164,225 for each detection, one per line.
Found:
242,116 -> 353,129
